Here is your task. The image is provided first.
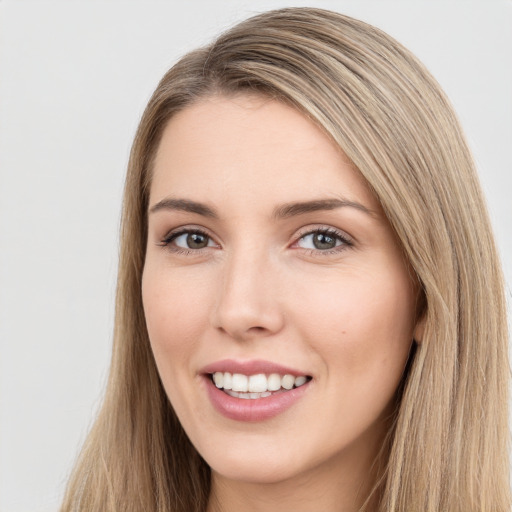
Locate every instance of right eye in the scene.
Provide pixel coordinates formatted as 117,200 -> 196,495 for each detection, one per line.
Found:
160,228 -> 218,253
172,231 -> 213,249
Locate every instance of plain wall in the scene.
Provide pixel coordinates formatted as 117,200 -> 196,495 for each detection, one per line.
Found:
0,1 -> 511,511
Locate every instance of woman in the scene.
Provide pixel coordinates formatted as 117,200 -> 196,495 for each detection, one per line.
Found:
60,7 -> 510,512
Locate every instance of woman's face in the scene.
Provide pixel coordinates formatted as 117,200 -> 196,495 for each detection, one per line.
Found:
142,94 -> 420,487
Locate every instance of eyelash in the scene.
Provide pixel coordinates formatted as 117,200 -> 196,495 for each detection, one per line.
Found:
158,228 -> 214,256
158,226 -> 353,257
294,227 -> 353,256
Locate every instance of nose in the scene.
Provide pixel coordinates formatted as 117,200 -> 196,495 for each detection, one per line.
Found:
211,249 -> 285,342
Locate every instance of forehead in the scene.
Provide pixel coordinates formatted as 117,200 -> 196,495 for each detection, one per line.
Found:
150,94 -> 379,213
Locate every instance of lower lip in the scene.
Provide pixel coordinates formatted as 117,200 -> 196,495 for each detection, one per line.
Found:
203,376 -> 310,422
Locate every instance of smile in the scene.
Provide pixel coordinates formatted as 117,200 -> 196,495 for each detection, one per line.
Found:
201,361 -> 313,421
210,372 -> 310,399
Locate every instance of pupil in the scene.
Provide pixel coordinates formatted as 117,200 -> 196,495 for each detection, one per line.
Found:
187,233 -> 208,249
313,233 -> 336,250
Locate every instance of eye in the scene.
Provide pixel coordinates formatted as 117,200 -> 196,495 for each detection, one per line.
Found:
160,228 -> 217,252
173,231 -> 213,249
295,228 -> 352,252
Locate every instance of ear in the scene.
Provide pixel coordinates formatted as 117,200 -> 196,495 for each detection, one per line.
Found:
413,314 -> 426,344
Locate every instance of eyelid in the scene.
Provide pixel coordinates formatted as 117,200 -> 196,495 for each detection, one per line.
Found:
156,224 -> 353,256
158,225 -> 221,250
290,225 -> 354,253
293,225 -> 353,243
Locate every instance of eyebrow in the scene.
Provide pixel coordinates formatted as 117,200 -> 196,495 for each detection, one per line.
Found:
148,197 -> 376,219
149,198 -> 218,218
272,198 -> 376,219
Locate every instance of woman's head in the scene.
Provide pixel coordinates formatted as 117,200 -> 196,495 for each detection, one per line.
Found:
62,8 -> 509,512
142,93 -> 421,503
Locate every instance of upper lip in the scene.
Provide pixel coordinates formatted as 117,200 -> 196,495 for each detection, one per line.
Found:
200,359 -> 310,377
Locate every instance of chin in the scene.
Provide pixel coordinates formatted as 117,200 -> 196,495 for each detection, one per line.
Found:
210,460 -> 298,486
201,442 -> 303,485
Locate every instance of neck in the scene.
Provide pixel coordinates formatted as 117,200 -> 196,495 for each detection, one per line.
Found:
207,470 -> 380,512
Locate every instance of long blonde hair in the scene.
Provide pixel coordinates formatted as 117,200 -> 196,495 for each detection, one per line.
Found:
61,8 -> 510,511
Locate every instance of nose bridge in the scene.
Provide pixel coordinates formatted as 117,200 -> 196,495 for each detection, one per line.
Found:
212,242 -> 283,339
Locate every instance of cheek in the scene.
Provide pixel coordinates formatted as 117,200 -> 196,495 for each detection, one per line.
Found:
141,265 -> 217,425
295,268 -> 415,385
141,266 -> 212,366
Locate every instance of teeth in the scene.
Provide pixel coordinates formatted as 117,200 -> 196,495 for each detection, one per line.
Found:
223,372 -> 232,390
281,374 -> 295,390
267,373 -> 281,391
294,375 -> 307,387
213,372 -> 224,388
231,373 -> 248,392
211,371 -> 309,396
248,374 -> 267,392
226,390 -> 272,399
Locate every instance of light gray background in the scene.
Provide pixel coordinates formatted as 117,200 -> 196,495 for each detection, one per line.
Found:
1,1 -> 511,511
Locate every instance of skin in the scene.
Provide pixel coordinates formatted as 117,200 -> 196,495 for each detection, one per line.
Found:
142,94 -> 423,512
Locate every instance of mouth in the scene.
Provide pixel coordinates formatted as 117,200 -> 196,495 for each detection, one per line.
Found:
201,359 -> 313,421
209,371 -> 312,399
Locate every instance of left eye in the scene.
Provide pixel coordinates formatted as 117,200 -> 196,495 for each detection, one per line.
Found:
297,230 -> 346,251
